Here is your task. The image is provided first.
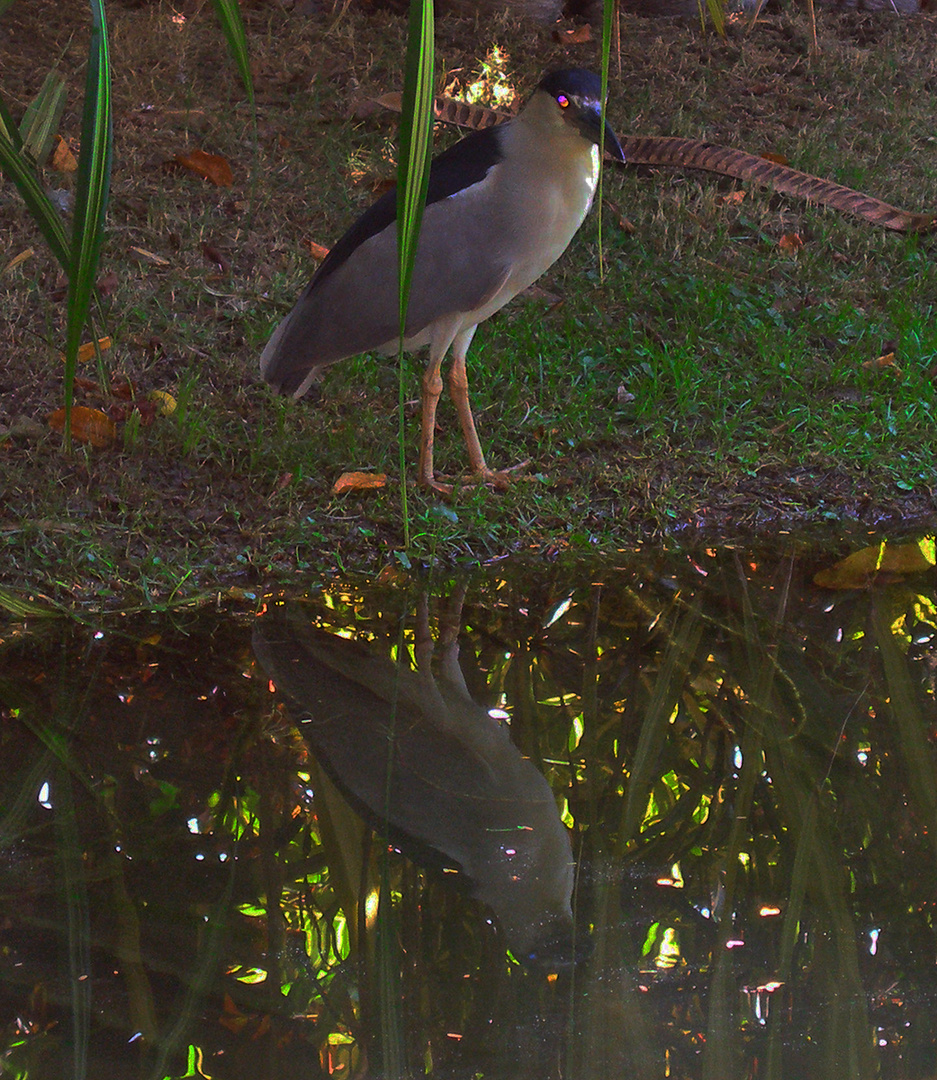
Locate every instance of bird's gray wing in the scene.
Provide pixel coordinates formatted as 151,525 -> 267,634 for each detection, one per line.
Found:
261,126 -> 518,395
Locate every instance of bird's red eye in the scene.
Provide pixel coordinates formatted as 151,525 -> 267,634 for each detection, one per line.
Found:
556,94 -> 569,108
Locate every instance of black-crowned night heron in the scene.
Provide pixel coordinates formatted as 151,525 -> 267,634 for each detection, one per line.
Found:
261,68 -> 624,493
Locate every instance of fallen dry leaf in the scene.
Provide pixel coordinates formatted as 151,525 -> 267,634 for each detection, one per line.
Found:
50,135 -> 78,172
862,352 -> 901,373
201,242 -> 231,273
172,149 -> 233,187
59,336 -> 112,364
331,471 -> 387,495
109,399 -> 157,427
47,405 -> 118,448
760,151 -> 790,166
604,198 -> 636,233
96,269 -> 120,296
348,97 -> 385,121
778,233 -> 804,255
149,390 -> 177,416
717,190 -> 747,207
3,248 -> 34,275
110,376 -> 137,401
309,240 -> 330,260
814,538 -> 935,589
129,246 -> 170,267
553,23 -> 592,43
373,91 -> 403,112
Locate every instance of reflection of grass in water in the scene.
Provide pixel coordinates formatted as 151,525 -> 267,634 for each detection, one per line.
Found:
2,555 -> 936,1077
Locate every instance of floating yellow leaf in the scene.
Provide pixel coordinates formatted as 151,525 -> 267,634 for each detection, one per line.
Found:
814,537 -> 936,589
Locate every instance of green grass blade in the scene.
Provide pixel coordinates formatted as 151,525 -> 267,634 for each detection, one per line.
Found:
0,120 -> 71,271
55,771 -> 92,1080
872,593 -> 937,862
701,0 -> 727,37
620,604 -> 704,842
597,0 -> 614,282
394,0 -> 434,540
209,0 -> 258,220
64,0 -> 112,445
19,68 -> 67,166
208,0 -> 254,109
0,91 -> 21,147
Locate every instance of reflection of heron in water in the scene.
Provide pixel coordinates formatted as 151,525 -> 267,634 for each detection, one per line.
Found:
252,588 -> 580,967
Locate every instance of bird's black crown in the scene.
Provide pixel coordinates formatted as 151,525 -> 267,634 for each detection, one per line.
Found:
537,68 -> 603,104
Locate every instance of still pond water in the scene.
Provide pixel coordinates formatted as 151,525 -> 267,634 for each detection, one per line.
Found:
2,538 -> 936,1080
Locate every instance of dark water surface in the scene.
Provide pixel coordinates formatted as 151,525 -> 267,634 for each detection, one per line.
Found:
2,539 -> 936,1080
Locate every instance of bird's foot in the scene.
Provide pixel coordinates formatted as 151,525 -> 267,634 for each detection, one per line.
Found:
422,460 -> 531,496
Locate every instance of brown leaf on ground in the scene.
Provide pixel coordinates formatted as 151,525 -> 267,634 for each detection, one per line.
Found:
96,270 -> 120,296
604,198 -> 636,232
309,240 -> 330,260
778,233 -> 804,255
348,97 -> 385,120
149,390 -> 177,416
109,399 -> 158,426
110,376 -> 137,401
4,248 -> 34,275
331,471 -> 387,495
47,405 -> 118,448
129,246 -> 170,267
50,135 -> 78,172
862,351 -> 901,373
814,538 -> 935,589
172,149 -> 234,187
59,337 -> 112,364
373,92 -> 403,112
717,190 -> 746,207
760,151 -> 790,166
201,242 -> 231,273
553,23 -> 592,43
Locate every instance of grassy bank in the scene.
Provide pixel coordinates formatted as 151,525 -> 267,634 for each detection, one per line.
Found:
2,0 -> 936,605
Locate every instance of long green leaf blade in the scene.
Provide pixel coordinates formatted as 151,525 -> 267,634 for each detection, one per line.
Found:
19,68 -> 67,166
396,0 -> 434,334
394,0 -> 434,540
597,0 -> 614,281
0,122 -> 71,270
64,0 -> 113,443
209,0 -> 255,109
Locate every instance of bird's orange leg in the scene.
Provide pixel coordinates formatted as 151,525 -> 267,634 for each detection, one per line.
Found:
419,354 -> 445,491
448,334 -> 528,490
447,330 -> 487,475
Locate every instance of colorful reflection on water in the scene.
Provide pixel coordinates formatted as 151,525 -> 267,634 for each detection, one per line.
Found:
1,538 -> 936,1079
